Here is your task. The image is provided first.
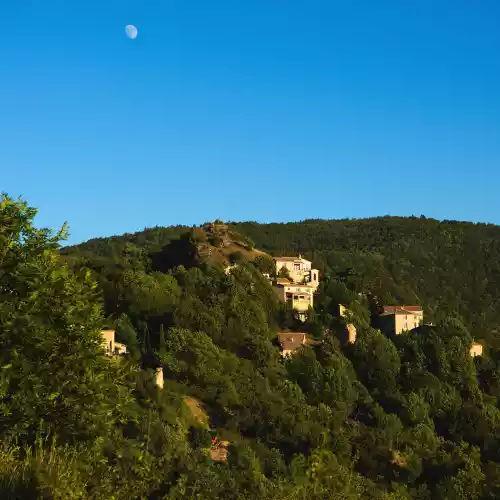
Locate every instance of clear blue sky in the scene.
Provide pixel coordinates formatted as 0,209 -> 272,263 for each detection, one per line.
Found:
2,1 -> 500,244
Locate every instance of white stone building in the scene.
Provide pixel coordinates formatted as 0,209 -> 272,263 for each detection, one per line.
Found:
274,255 -> 319,290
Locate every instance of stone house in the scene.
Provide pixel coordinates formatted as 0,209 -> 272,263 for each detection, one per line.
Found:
154,367 -> 164,389
346,323 -> 357,344
101,329 -> 127,356
470,341 -> 483,357
379,306 -> 423,335
274,255 -> 319,290
338,304 -> 356,343
274,283 -> 315,321
277,332 -> 307,357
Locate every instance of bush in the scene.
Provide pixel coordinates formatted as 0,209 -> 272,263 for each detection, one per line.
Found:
209,236 -> 223,248
278,266 -> 291,279
252,255 -> 276,275
188,427 -> 212,449
230,251 -> 246,264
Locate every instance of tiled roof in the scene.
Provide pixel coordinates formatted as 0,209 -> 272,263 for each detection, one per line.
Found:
384,306 -> 422,312
383,305 -> 422,314
278,333 -> 306,351
381,309 -> 419,316
275,256 -> 311,263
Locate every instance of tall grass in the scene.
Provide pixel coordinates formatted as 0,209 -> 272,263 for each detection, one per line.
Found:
0,438 -> 86,499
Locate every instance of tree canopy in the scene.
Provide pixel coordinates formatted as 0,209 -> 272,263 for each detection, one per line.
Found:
3,202 -> 500,498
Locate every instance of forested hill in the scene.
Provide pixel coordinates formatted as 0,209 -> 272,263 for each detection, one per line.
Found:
232,217 -> 500,343
65,216 -> 500,345
6,195 -> 500,498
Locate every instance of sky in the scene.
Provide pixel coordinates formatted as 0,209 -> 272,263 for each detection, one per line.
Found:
2,0 -> 500,244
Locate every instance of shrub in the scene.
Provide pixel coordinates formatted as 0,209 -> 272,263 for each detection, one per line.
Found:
230,251 -> 246,264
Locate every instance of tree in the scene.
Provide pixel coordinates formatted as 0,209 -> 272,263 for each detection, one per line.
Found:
252,254 -> 276,276
229,251 -> 246,264
0,195 -> 120,445
121,270 -> 180,317
434,443 -> 485,500
278,266 -> 291,279
209,235 -> 223,248
159,323 -> 166,354
115,313 -> 140,359
351,327 -> 401,395
246,237 -> 255,251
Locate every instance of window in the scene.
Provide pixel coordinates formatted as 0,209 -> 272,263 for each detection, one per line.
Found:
294,263 -> 301,270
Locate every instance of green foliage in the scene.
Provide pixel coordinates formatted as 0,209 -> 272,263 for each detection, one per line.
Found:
245,237 -> 255,251
229,250 -> 246,264
278,266 -> 291,279
352,327 -> 401,395
0,195 -> 120,445
252,254 -> 276,275
231,217 -> 500,346
0,440 -> 87,499
115,313 -> 140,359
121,269 -> 180,316
7,199 -> 500,498
188,427 -> 212,448
208,235 -> 223,248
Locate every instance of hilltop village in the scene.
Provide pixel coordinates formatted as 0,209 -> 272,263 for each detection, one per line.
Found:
85,219 -> 489,479
265,254 -> 483,358
100,243 -> 485,363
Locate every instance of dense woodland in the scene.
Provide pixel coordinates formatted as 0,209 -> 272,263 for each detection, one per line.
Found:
3,195 -> 500,498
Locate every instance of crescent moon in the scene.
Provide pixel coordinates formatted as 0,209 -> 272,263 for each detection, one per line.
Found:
125,25 -> 138,40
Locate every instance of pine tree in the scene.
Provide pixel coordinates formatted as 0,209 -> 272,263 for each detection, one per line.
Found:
159,324 -> 166,354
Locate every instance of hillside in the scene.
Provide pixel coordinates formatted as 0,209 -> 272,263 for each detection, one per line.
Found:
231,217 -> 500,345
64,216 -> 500,347
5,196 -> 500,498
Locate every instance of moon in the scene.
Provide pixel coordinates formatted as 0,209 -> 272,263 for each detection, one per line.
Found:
125,25 -> 138,40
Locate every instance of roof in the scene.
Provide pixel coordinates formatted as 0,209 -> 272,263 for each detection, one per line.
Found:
471,341 -> 483,347
275,256 -> 311,263
278,332 -> 306,351
381,309 -> 419,316
278,332 -> 306,338
383,305 -> 422,313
